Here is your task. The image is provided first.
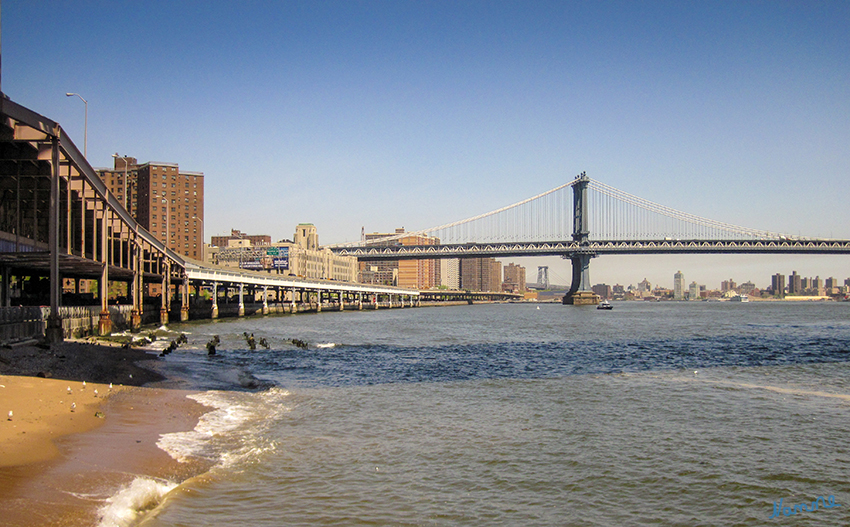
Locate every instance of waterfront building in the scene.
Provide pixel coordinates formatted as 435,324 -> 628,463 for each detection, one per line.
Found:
637,278 -> 651,294
99,156 -> 205,260
688,281 -> 700,301
503,263 -> 527,293
788,271 -> 802,295
440,259 -> 460,290
771,273 -> 786,297
811,276 -> 824,296
211,224 -> 356,282
592,283 -> 612,300
721,279 -> 737,293
739,281 -> 756,296
673,271 -> 685,300
358,228 -> 440,289
398,232 -> 441,290
460,258 -> 502,292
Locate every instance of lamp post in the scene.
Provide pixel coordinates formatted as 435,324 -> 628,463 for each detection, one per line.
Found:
65,92 -> 87,158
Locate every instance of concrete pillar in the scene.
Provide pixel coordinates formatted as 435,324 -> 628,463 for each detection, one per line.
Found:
316,290 -> 322,313
211,282 -> 219,319
263,285 -> 269,315
290,288 -> 297,314
180,276 -> 190,322
98,206 -> 112,336
159,261 -> 170,326
357,292 -> 363,310
238,283 -> 245,316
339,291 -> 345,311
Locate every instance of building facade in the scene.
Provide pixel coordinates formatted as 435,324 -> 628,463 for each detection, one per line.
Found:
460,257 -> 502,292
100,156 -> 205,260
503,263 -> 527,293
673,270 -> 685,300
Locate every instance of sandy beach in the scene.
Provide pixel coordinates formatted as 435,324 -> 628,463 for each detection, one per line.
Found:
0,341 -> 208,526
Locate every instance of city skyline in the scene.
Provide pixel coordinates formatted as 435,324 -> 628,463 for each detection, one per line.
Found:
3,2 -> 848,287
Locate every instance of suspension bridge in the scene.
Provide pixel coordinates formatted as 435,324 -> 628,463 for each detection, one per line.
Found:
331,173 -> 850,304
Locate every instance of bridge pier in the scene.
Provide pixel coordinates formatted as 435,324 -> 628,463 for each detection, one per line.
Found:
562,253 -> 598,305
263,286 -> 269,315
238,283 -> 245,317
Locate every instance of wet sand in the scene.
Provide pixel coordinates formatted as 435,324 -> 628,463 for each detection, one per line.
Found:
0,341 -> 209,526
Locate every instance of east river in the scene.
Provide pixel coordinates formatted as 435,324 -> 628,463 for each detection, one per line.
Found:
112,301 -> 849,526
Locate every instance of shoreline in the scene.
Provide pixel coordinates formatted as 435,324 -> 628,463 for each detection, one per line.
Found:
0,340 -> 210,526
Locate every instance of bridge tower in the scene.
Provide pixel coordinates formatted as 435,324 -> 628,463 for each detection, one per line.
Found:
563,172 -> 599,305
536,266 -> 550,289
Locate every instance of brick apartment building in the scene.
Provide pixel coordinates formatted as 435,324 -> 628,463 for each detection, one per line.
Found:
99,156 -> 205,261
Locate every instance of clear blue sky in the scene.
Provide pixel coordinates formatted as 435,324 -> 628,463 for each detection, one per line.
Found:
3,1 -> 848,289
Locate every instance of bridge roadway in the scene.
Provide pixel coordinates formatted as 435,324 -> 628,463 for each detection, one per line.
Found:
331,238 -> 850,260
182,260 -> 420,320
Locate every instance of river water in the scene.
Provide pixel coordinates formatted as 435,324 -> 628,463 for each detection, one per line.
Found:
110,301 -> 848,526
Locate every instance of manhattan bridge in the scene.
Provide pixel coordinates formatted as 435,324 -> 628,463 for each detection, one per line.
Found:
331,173 -> 850,304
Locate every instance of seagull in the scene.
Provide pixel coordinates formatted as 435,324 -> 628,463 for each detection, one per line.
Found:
694,370 -> 698,375
67,386 -> 73,394
94,389 -> 99,398
7,410 -> 12,420
82,381 -> 86,389
70,403 -> 76,412
109,383 -> 113,390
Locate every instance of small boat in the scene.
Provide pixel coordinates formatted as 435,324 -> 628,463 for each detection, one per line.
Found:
597,300 -> 613,310
730,295 -> 749,303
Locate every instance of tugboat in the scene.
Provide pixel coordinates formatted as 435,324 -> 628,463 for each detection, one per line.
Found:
597,300 -> 613,310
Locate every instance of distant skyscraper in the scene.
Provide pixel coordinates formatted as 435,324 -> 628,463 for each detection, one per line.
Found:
689,281 -> 700,301
771,273 -> 786,297
673,271 -> 685,300
788,271 -> 802,294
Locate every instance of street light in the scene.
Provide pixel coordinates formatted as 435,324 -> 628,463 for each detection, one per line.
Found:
65,92 -> 88,158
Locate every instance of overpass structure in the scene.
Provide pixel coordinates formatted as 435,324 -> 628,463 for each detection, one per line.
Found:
0,96 -> 418,341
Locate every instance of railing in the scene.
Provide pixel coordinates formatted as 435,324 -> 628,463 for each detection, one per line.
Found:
0,306 -> 44,343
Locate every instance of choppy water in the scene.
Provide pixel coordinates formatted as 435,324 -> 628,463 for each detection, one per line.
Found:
111,302 -> 849,526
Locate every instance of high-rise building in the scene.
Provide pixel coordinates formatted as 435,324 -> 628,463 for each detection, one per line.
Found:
771,273 -> 786,297
788,271 -> 802,294
358,228 -> 440,289
721,279 -> 737,293
503,263 -> 527,293
460,257 -> 501,292
673,270 -> 685,300
440,259 -> 460,290
398,232 -> 441,290
101,156 -> 205,260
688,281 -> 700,301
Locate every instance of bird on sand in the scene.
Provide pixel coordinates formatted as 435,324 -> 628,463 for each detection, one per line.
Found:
94,389 -> 99,398
82,381 -> 86,389
70,403 -> 76,412
67,386 -> 72,394
7,410 -> 12,421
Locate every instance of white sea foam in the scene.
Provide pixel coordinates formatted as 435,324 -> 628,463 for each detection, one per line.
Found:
316,342 -> 336,348
97,477 -> 176,527
156,388 -> 289,466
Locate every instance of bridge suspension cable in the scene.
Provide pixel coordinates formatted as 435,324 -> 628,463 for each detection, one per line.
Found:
587,180 -> 798,241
